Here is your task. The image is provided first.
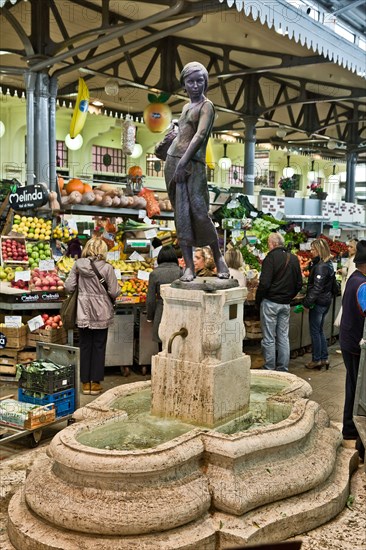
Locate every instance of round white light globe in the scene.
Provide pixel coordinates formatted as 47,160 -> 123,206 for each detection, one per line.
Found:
105,78 -> 119,96
65,133 -> 83,150
218,157 -> 232,170
130,143 -> 143,159
283,166 -> 295,177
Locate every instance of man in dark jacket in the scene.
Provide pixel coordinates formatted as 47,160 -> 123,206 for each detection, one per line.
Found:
340,240 -> 366,460
256,233 -> 302,371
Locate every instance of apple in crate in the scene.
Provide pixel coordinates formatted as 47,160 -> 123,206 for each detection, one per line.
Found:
41,313 -> 63,329
30,268 -> 65,291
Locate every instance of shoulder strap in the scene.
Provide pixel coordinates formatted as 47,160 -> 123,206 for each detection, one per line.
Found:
89,260 -> 114,305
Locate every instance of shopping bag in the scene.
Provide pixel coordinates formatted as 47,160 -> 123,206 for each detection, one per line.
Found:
154,128 -> 177,161
60,289 -> 78,330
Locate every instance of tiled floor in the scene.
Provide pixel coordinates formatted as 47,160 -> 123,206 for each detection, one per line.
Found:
0,342 -> 348,461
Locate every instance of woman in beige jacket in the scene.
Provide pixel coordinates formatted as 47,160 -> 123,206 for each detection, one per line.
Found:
65,238 -> 120,395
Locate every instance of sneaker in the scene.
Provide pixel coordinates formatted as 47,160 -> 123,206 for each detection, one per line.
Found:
90,382 -> 103,395
82,383 -> 91,395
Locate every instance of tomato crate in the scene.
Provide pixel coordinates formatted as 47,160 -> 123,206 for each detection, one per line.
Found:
18,388 -> 75,418
19,363 -> 74,393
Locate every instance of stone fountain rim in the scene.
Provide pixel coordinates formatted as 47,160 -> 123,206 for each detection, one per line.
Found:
49,372 -> 315,474
74,371 -> 312,416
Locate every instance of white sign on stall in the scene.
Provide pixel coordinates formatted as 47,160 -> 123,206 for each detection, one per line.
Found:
4,316 -> 22,328
39,260 -> 55,271
129,251 -> 145,261
27,315 -> 44,332
14,270 -> 31,282
137,270 -> 150,281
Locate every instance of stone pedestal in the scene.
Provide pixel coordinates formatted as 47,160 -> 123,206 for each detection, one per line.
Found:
151,284 -> 251,427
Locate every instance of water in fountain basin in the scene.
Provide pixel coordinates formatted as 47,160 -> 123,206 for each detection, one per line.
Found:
77,375 -> 289,450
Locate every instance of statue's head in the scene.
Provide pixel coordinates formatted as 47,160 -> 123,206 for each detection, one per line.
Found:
180,62 -> 208,92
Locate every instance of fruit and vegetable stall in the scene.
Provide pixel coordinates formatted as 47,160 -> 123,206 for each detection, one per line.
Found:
1,179 -> 363,379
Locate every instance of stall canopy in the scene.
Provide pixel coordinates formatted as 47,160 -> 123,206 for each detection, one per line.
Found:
0,0 -> 365,160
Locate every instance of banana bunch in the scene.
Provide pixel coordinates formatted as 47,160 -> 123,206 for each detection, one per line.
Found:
109,259 -> 155,272
70,77 -> 89,138
109,260 -> 134,272
57,256 -> 75,274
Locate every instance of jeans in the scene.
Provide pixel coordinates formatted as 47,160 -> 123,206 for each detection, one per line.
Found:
309,303 -> 330,362
260,299 -> 290,371
341,349 -> 360,440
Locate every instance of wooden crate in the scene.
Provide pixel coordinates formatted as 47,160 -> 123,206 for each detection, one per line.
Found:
27,327 -> 67,347
0,349 -> 19,375
245,319 -> 263,340
0,325 -> 27,349
24,403 -> 56,430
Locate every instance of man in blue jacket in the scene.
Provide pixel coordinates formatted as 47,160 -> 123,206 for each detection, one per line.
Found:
340,240 -> 366,461
256,232 -> 302,371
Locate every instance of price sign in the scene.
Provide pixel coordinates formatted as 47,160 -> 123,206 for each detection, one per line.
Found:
114,268 -> 121,280
129,251 -> 145,261
27,315 -> 44,332
107,251 -> 120,261
143,216 -> 152,226
144,228 -> 158,239
15,270 -> 31,282
4,316 -> 22,328
83,229 -> 90,236
299,243 -> 307,251
152,246 -> 162,258
251,211 -> 258,218
138,209 -> 147,219
39,260 -> 55,271
294,226 -> 301,233
329,228 -> 341,237
137,270 -> 150,281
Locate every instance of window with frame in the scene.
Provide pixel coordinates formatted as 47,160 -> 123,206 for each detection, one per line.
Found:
56,140 -> 68,168
228,164 -> 244,186
146,154 -> 165,177
92,145 -> 126,173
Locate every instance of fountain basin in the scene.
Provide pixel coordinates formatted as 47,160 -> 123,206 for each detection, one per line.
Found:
8,371 -> 358,550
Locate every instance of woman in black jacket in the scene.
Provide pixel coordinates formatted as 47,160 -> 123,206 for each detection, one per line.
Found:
303,238 -> 334,370
146,245 -> 182,350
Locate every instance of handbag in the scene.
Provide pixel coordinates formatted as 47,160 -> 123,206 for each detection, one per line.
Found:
154,128 -> 177,161
90,259 -> 116,308
60,286 -> 78,330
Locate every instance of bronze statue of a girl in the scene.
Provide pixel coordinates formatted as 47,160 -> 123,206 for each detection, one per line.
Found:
163,61 -> 230,282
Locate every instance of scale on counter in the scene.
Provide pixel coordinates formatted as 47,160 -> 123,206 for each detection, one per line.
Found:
124,239 -> 151,254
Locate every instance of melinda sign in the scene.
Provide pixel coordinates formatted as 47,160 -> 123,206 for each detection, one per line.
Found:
8,184 -> 49,210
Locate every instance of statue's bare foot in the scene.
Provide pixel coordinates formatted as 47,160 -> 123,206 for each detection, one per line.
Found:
180,268 -> 196,282
216,257 -> 230,279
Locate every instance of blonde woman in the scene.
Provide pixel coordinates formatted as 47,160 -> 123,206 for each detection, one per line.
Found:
303,238 -> 334,370
193,247 -> 216,277
224,249 -> 246,287
65,238 -> 120,395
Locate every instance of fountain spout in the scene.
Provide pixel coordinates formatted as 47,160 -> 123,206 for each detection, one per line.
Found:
167,327 -> 188,353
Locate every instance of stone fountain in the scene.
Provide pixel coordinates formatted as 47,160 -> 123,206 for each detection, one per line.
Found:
7,281 -> 358,549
